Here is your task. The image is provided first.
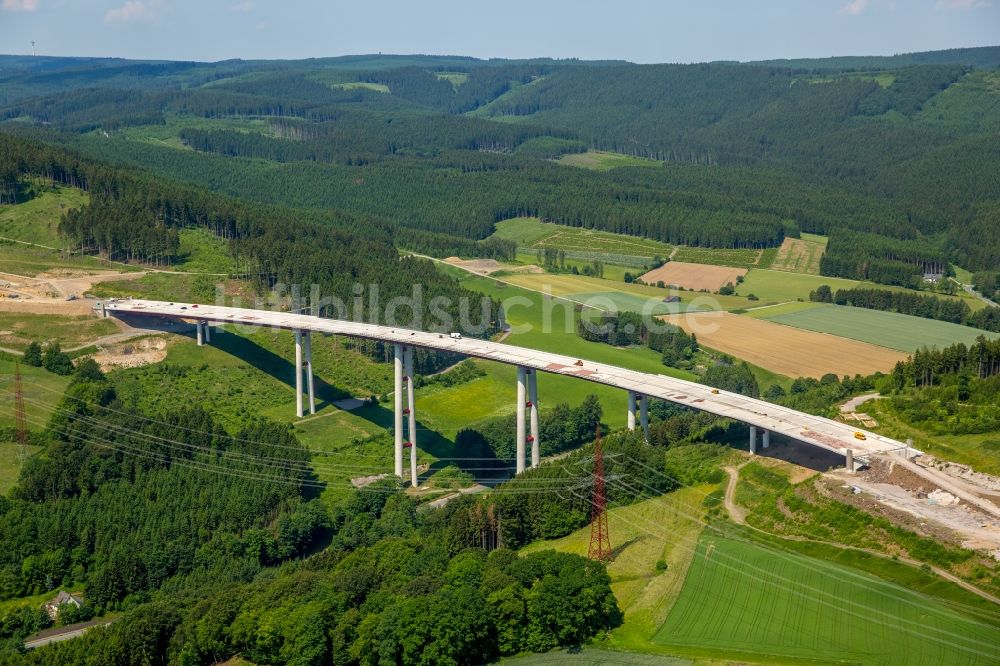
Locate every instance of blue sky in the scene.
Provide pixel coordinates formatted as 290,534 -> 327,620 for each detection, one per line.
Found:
1,1 -> 997,63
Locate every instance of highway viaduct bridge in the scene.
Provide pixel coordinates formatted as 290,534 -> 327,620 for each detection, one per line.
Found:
105,299 -> 916,486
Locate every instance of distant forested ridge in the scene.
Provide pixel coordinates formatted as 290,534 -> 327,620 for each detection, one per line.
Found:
2,46 -> 999,277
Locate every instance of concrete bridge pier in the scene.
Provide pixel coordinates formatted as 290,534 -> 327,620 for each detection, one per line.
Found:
749,425 -> 758,454
516,366 -> 527,474
845,448 -> 854,473
394,343 -> 404,478
203,321 -> 211,344
304,331 -> 315,415
639,394 -> 649,441
627,391 -> 638,431
404,345 -> 418,487
196,321 -> 204,346
294,329 -> 304,418
528,369 -> 539,468
762,429 -> 770,449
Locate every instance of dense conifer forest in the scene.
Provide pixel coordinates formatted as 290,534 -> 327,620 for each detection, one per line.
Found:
2,47 -> 1000,277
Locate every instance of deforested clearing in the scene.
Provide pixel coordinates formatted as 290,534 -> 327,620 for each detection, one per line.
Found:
769,233 -> 827,274
640,261 -> 748,292
660,311 -> 906,378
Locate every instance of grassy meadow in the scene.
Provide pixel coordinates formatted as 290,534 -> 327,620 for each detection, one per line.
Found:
0,312 -> 119,352
737,269 -> 984,310
761,303 -> 1000,352
0,355 -> 71,431
555,150 -> 663,171
0,182 -> 88,248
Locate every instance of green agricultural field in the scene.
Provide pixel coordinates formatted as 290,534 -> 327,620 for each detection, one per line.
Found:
556,150 -> 663,171
737,269 -> 983,310
502,650 -> 689,665
654,533 -> 1000,665
495,217 -> 770,271
0,182 -> 88,248
0,312 -> 118,352
737,269 -> 863,302
464,274 -> 695,380
498,270 -> 764,312
495,217 -> 674,260
761,303 -> 1000,352
567,291 -> 701,316
743,300 -> 821,319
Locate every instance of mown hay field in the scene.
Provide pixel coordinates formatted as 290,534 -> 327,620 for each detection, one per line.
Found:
640,262 -> 747,293
660,311 -> 906,378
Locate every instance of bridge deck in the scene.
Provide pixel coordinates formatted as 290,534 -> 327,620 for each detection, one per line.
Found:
106,299 -> 914,460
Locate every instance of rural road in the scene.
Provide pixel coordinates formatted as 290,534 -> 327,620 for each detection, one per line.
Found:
427,483 -> 489,509
23,619 -> 114,649
839,393 -> 881,414
723,464 -> 748,525
961,282 -> 998,308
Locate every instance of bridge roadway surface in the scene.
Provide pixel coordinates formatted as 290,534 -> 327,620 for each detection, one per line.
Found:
106,299 -> 912,461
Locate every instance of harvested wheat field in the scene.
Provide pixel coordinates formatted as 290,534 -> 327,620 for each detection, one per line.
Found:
660,311 -> 906,378
639,261 -> 747,292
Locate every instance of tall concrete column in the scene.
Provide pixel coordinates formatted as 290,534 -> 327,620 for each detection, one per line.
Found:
639,394 -> 649,441
203,322 -> 211,343
196,321 -> 204,346
393,343 -> 404,479
762,429 -> 770,449
516,366 -> 527,475
528,370 -> 539,468
627,391 -> 637,431
100,303 -> 107,318
845,448 -> 854,473
294,329 -> 303,418
404,346 -> 418,487
749,425 -> 758,454
304,331 -> 315,415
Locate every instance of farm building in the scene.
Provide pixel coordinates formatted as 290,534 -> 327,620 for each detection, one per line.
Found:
44,591 -> 83,620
